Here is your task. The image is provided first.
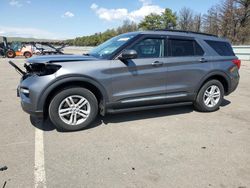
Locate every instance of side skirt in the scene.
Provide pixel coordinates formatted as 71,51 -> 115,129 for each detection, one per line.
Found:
106,102 -> 193,114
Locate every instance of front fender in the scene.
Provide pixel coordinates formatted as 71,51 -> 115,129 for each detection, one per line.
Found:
37,74 -> 109,111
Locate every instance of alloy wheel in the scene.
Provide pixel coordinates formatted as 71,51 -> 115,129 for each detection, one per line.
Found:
58,95 -> 91,126
203,85 -> 221,108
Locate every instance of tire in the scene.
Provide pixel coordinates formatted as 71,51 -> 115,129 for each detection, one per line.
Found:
49,87 -> 98,131
24,51 -> 32,58
194,79 -> 224,112
6,49 -> 16,58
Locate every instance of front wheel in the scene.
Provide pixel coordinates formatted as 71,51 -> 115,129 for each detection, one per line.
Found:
194,80 -> 224,112
49,87 -> 98,131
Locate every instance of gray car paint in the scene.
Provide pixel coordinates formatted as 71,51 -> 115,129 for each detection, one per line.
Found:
18,31 -> 240,116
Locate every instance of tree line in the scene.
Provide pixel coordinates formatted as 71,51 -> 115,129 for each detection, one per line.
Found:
67,0 -> 250,46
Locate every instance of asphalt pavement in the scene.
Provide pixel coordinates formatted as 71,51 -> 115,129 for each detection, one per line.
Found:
0,58 -> 250,188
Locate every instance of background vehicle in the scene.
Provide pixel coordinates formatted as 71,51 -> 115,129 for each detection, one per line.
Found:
10,41 -> 33,58
0,37 -> 15,58
14,30 -> 240,131
32,43 -> 65,55
0,37 -> 33,58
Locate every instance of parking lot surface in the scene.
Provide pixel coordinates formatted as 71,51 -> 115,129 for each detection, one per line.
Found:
0,58 -> 250,188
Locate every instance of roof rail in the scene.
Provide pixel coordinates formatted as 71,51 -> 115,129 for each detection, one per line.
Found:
154,29 -> 218,37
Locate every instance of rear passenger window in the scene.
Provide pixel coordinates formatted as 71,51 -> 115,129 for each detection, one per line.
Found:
169,39 -> 204,57
205,40 -> 235,56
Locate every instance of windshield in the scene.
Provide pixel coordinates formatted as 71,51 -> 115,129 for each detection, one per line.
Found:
89,33 -> 137,59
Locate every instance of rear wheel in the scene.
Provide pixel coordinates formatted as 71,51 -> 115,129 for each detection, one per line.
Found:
194,79 -> 224,112
24,51 -> 32,58
6,49 -> 16,58
49,87 -> 98,131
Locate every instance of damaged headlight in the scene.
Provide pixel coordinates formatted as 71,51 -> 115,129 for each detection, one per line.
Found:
24,63 -> 61,76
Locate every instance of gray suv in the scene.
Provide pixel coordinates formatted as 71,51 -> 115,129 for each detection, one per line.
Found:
14,30 -> 240,131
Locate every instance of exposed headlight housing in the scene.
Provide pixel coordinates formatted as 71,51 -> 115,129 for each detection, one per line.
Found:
24,63 -> 61,76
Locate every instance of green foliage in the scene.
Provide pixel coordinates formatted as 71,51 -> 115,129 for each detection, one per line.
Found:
138,13 -> 163,30
138,8 -> 177,30
67,2 -> 250,46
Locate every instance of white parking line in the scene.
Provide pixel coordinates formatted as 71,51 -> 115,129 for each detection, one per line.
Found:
34,128 -> 47,188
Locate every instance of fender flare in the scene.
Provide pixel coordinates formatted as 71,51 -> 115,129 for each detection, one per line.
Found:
37,75 -> 109,111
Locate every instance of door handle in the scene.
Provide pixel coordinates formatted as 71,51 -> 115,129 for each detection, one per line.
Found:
199,58 -> 208,63
152,61 -> 163,66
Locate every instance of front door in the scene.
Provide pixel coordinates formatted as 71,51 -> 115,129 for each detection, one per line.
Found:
111,36 -> 168,107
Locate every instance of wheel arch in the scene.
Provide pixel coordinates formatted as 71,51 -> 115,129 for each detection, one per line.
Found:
38,76 -> 108,117
195,71 -> 231,96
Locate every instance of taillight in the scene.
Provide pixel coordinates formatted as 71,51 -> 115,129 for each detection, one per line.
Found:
232,59 -> 241,69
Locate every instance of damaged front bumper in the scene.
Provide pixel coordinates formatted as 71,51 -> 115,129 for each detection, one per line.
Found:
9,61 -> 60,117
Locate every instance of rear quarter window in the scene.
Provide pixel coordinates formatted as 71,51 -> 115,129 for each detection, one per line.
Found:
205,40 -> 235,56
169,39 -> 204,57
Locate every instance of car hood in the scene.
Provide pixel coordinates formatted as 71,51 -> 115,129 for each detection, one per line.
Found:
27,55 -> 99,64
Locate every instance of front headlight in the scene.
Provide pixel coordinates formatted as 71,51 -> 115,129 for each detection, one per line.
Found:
20,87 -> 30,97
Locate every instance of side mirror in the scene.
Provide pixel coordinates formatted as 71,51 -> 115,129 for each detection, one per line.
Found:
119,50 -> 137,60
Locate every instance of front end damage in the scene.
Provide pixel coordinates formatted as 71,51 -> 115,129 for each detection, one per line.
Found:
8,60 -> 61,79
8,60 -> 61,117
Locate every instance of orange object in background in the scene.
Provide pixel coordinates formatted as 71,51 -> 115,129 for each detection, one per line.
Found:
1,37 -> 33,58
10,41 -> 33,58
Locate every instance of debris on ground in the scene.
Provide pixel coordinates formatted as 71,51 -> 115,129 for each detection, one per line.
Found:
132,167 -> 135,171
201,147 -> 207,149
0,166 -> 8,171
2,181 -> 7,188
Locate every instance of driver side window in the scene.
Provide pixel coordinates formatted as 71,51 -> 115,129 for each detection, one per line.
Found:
128,38 -> 165,59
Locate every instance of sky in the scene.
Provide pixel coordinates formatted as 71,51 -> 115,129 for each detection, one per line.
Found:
0,0 -> 220,39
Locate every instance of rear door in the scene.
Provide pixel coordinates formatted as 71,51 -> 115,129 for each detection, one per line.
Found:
111,35 -> 168,106
166,36 -> 210,101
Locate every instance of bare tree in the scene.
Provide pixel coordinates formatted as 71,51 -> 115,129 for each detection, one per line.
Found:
193,13 -> 202,32
219,0 -> 238,42
235,0 -> 250,44
178,7 -> 194,30
217,0 -> 250,44
203,6 -> 220,35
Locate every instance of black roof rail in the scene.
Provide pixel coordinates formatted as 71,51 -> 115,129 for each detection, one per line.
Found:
154,29 -> 218,37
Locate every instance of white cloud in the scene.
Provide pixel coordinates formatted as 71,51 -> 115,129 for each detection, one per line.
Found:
0,26 -> 59,39
90,3 -> 98,10
9,0 -> 22,7
26,0 -> 31,4
62,11 -> 75,18
91,4 -> 128,21
91,0 -> 164,22
139,0 -> 152,6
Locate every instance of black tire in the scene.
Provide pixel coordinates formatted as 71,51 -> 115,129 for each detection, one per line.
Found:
194,79 -> 224,112
49,87 -> 98,131
24,51 -> 32,58
6,49 -> 16,58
